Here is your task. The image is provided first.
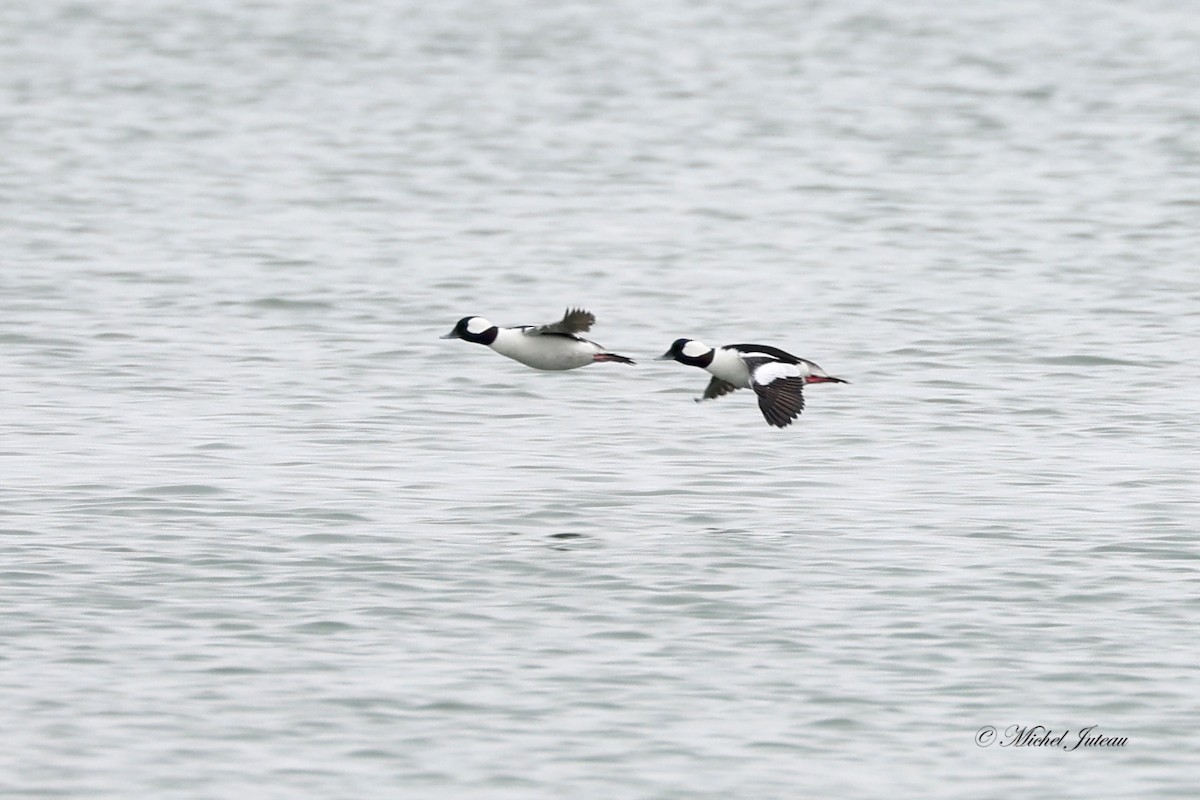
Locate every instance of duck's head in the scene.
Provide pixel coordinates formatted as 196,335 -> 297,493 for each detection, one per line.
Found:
655,338 -> 714,368
440,316 -> 498,345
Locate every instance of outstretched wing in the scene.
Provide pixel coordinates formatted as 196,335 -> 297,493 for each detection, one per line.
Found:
696,376 -> 739,403
747,360 -> 806,428
526,308 -> 595,337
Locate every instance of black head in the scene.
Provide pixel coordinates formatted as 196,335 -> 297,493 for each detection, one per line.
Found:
655,338 -> 714,368
440,316 -> 498,345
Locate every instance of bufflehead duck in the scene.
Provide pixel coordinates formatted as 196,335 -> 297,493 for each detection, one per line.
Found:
656,339 -> 846,427
441,308 -> 635,371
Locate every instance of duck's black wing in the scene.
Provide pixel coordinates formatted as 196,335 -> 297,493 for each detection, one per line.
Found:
526,308 -> 596,338
696,376 -> 739,403
746,359 -> 806,428
724,343 -> 801,364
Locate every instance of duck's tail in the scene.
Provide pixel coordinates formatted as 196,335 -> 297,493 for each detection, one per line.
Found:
594,352 -> 636,365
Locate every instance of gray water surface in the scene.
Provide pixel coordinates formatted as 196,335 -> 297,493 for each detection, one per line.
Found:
3,1 -> 1199,797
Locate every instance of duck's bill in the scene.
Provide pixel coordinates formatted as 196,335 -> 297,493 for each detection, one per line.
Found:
439,330 -> 461,339
653,352 -> 674,361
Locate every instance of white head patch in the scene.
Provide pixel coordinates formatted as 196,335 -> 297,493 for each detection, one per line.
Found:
466,317 -> 493,335
681,340 -> 710,359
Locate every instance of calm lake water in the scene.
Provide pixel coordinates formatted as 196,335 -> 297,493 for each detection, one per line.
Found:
3,0 -> 1199,797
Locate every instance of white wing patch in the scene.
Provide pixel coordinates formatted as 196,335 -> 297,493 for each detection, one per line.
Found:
749,361 -> 804,386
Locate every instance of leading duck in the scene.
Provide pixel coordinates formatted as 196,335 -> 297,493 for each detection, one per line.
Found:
441,308 -> 635,370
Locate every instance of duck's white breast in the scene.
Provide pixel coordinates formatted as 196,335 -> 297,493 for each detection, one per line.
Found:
707,348 -> 753,388
490,328 -> 597,370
